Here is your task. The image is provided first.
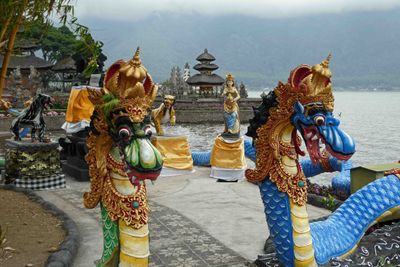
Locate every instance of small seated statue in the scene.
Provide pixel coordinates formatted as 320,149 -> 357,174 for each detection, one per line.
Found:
221,73 -> 240,137
10,93 -> 53,142
151,95 -> 193,171
0,98 -> 11,111
151,95 -> 176,136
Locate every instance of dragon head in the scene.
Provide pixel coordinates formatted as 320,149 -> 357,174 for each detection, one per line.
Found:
88,48 -> 163,185
37,93 -> 54,110
163,95 -> 175,109
290,54 -> 355,164
245,55 -> 355,204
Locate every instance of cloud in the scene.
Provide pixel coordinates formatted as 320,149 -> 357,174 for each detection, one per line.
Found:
74,0 -> 400,21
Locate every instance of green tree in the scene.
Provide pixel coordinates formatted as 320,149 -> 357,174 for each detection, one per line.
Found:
21,20 -> 106,74
73,28 -> 106,75
23,22 -> 77,62
0,0 -> 102,99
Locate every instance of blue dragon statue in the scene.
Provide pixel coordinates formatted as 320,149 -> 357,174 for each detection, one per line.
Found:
245,55 -> 400,266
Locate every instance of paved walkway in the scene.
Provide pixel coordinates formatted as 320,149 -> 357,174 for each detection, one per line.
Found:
36,166 -> 331,266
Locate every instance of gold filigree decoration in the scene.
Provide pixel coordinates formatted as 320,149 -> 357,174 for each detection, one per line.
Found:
245,56 -> 339,205
84,137 -> 150,228
118,97 -> 153,123
384,168 -> 400,179
226,73 -> 235,81
104,47 -> 157,102
297,54 -> 335,111
102,174 -> 149,229
84,132 -> 113,208
106,153 -> 127,176
245,82 -> 308,205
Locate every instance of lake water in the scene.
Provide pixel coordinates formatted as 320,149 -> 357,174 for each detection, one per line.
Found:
1,91 -> 399,185
249,90 -> 400,165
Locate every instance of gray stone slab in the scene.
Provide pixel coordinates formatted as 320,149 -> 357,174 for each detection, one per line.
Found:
147,167 -> 331,260
36,166 -> 331,266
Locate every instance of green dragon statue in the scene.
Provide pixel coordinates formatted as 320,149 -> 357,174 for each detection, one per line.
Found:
83,48 -> 163,267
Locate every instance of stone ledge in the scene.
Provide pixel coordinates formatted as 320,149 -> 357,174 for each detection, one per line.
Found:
0,110 -> 255,131
5,139 -> 59,152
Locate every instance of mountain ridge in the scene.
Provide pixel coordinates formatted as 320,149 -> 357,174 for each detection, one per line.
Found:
80,8 -> 400,88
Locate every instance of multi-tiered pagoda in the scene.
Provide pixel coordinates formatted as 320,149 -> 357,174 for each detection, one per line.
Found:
186,49 -> 224,94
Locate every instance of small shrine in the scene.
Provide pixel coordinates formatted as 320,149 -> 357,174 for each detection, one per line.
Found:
0,39 -> 53,87
52,56 -> 82,92
0,38 -> 53,107
186,48 -> 224,95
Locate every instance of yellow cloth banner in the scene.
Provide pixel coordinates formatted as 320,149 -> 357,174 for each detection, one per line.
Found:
65,87 -> 94,123
151,135 -> 193,170
210,136 -> 246,169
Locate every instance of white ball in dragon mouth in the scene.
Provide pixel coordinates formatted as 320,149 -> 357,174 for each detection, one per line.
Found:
138,139 -> 156,165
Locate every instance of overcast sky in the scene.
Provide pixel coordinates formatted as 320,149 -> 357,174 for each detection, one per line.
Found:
74,0 -> 400,21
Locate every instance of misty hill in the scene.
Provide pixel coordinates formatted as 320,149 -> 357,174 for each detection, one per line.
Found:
81,8 -> 400,89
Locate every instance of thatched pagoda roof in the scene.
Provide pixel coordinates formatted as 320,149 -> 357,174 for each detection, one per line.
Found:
14,38 -> 40,51
0,55 -> 53,70
196,49 -> 216,62
193,63 -> 219,71
186,73 -> 224,86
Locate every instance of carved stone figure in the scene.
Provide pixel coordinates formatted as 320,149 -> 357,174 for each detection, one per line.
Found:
28,65 -> 42,95
151,95 -> 176,136
10,93 -> 53,142
0,99 -> 11,110
221,73 -> 240,137
239,82 -> 248,98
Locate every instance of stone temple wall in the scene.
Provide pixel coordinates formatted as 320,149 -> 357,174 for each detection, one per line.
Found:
0,98 -> 262,132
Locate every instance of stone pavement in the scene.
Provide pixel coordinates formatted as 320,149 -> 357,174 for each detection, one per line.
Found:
36,166 -> 331,266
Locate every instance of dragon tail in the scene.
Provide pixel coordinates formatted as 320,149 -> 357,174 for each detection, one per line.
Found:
310,174 -> 400,264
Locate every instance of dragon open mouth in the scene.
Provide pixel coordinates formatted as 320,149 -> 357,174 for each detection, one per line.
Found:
122,138 -> 163,185
300,125 -> 353,165
125,167 -> 161,183
43,101 -> 53,110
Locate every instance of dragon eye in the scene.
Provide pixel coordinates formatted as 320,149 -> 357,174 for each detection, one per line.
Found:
314,116 -> 325,126
118,127 -> 131,139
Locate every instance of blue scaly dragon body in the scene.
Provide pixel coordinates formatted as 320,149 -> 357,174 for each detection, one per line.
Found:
245,55 -> 400,266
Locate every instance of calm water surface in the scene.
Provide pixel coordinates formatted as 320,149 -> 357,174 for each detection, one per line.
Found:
176,91 -> 400,165
1,91 -> 399,184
